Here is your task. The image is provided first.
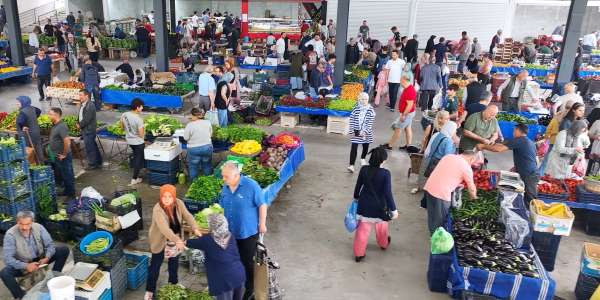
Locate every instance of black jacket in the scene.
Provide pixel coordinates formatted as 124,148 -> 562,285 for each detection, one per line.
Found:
78,101 -> 97,134
404,39 -> 419,61
345,44 -> 360,65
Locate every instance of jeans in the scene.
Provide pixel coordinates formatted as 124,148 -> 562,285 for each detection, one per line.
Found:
290,77 -> 303,90
129,143 -> 145,180
441,74 -> 449,97
218,109 -> 228,127
37,74 -> 51,99
420,90 -> 437,110
0,246 -> 70,299
458,60 -> 467,74
187,144 -> 213,180
539,144 -> 554,176
353,221 -> 389,257
89,51 -> 99,62
522,173 -> 539,206
86,85 -> 101,110
215,286 -> 244,300
349,143 -> 369,165
388,82 -> 400,109
146,250 -> 179,293
236,234 -> 259,298
425,191 -> 450,235
56,152 -> 75,196
82,132 -> 103,167
309,87 -> 318,98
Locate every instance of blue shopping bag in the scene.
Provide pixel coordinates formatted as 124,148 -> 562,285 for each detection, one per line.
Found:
344,200 -> 358,232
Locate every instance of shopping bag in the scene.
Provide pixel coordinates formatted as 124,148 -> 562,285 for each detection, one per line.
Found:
344,200 -> 358,233
254,234 -> 281,300
430,227 -> 454,254
205,109 -> 219,127
572,157 -> 587,178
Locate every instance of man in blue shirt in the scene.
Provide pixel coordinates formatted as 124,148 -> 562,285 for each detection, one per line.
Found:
220,162 -> 268,300
1,211 -> 70,299
433,37 -> 448,67
477,123 -> 539,204
32,48 -> 54,101
197,66 -> 221,111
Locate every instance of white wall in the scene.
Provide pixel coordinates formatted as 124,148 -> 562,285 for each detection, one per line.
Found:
67,0 -> 103,21
15,0 -> 56,13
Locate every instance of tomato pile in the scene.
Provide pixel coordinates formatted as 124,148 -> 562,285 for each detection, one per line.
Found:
538,176 -> 566,195
564,178 -> 583,201
474,170 -> 498,191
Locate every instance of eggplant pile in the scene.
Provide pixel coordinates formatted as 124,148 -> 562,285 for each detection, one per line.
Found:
454,217 -> 539,278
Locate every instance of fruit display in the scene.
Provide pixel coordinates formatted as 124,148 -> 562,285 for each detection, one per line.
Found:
496,113 -> 537,125
242,160 -> 280,188
51,81 -> 85,89
538,176 -> 566,195
104,82 -> 195,96
0,66 -> 20,73
106,121 -> 125,137
0,111 -> 17,131
185,175 -> 223,203
279,95 -> 328,109
340,83 -> 363,101
230,140 -> 262,156
144,114 -> 183,137
212,125 -> 266,143
269,132 -> 301,150
259,146 -> 288,170
327,99 -> 356,111
193,203 -> 224,230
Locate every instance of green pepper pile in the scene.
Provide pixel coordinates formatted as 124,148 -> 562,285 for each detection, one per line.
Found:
85,238 -> 109,254
453,189 -> 500,221
496,113 -> 537,125
104,83 -> 194,96
327,99 -> 357,111
156,284 -> 211,300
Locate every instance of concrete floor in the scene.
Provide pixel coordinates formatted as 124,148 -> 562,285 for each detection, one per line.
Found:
0,57 -> 597,299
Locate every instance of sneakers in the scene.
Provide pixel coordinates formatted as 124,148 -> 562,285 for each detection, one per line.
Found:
398,145 -> 408,151
355,256 -> 365,263
347,165 -> 355,173
381,236 -> 391,251
361,159 -> 367,166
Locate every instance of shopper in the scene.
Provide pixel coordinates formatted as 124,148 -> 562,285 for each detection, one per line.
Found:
466,90 -> 493,118
54,27 -> 66,54
459,105 -> 499,152
560,102 -> 585,131
489,29 -> 503,54
77,90 -> 102,170
478,124 -> 539,204
121,98 -> 145,186
384,50 -> 406,111
471,37 -> 482,58
552,82 -> 583,114
359,20 -> 370,39
224,57 -> 242,98
146,184 -> 200,300
65,34 -> 78,72
186,214 -> 246,300
374,46 -> 390,106
276,33 -> 287,63
545,120 -> 590,179
352,147 -> 397,262
305,34 -> 324,59
345,38 -> 360,65
48,107 -> 75,198
425,35 -> 436,54
43,19 -> 54,36
496,70 -> 537,112
348,93 -> 375,173
322,55 -> 336,90
1,211 -> 70,300
437,84 -> 459,118
463,72 -> 485,108
29,26 -> 41,54
135,22 -> 151,65
478,54 -> 494,85
419,54 -> 442,110
457,31 -> 472,74
404,34 -> 419,63
220,162 -> 267,300
424,151 -> 478,233
309,63 -> 324,98
327,19 -> 336,39
382,74 -> 416,150
15,96 -> 43,164
79,58 -> 102,110
423,121 -> 459,178
588,119 -> 600,176
433,37 -> 448,68
216,73 -> 233,127
85,32 -> 101,62
465,54 -> 479,73
197,67 -> 219,111
540,101 -> 574,175
184,108 -> 213,180
32,48 -> 53,101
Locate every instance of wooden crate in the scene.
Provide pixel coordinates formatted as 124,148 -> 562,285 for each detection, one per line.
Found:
280,113 -> 298,128
327,116 -> 350,135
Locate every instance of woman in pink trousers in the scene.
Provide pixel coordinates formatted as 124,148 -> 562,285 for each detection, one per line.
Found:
352,146 -> 398,262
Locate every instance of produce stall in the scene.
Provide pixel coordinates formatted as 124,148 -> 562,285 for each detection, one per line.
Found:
0,66 -> 32,81
100,83 -> 195,111
491,65 -> 600,78
496,112 -> 547,140
46,81 -> 86,102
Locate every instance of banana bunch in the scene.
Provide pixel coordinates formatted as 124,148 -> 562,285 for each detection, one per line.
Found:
532,200 -> 570,218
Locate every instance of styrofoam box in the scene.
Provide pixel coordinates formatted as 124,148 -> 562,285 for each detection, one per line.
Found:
581,242 -> 600,278
144,143 -> 182,162
530,201 -> 574,236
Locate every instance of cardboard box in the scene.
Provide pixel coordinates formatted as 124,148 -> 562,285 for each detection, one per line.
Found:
530,200 -> 574,236
581,242 -> 600,278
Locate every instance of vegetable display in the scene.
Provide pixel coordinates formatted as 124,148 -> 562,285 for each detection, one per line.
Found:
242,160 -> 280,188
110,193 -> 137,207
254,118 -> 273,126
37,114 -> 53,131
99,37 -> 138,50
85,238 -> 109,255
185,176 -> 223,203
104,83 -> 194,96
563,178 -> 582,201
473,170 -> 498,191
51,81 -> 85,89
35,184 -> 54,219
496,113 -> 537,125
269,132 -> 301,150
107,121 -> 125,137
194,203 -> 224,230
144,114 -> 183,137
230,140 -> 262,156
344,65 -> 370,82
586,175 -> 600,181
340,83 -> 363,101
0,213 -> 13,222
279,95 -> 328,109
0,111 -> 17,131
452,190 -> 499,220
213,125 -> 266,143
326,99 -> 356,111
62,115 -> 80,136
0,67 -> 20,73
524,63 -> 550,70
0,137 -> 18,148
156,284 -> 211,300
531,200 -> 570,218
538,177 -> 566,195
259,146 -> 288,170
48,211 -> 68,221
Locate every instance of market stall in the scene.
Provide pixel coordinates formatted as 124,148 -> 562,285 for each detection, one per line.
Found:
100,82 -> 195,111
491,65 -> 600,78
0,66 -> 32,81
496,112 -> 547,140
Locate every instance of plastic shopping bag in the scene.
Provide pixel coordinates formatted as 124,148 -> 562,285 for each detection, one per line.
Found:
205,109 -> 219,127
344,200 -> 358,233
430,227 -> 454,254
501,207 -> 531,249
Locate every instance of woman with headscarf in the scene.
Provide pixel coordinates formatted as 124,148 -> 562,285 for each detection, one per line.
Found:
15,96 -> 43,164
146,185 -> 201,300
215,72 -> 233,127
348,92 -> 376,173
186,214 -> 246,300
545,120 -> 591,179
352,147 -> 398,262
425,35 -> 437,54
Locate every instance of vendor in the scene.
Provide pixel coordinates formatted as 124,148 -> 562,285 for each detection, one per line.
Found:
1,211 -> 70,299
146,185 -> 201,300
545,120 -> 590,179
540,100 -> 575,176
477,123 -> 539,205
186,214 -> 246,300
496,70 -> 538,112
48,107 -> 75,198
16,96 -> 43,164
220,162 -> 268,300
121,98 -> 145,186
552,82 -> 583,115
184,108 -> 213,180
459,105 -> 499,152
116,59 -> 134,83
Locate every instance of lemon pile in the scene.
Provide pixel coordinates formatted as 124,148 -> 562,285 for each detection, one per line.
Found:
231,140 -> 262,155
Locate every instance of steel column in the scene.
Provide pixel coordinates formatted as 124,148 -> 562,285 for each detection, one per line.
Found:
334,0 -> 350,86
4,0 -> 24,66
555,0 -> 588,89
169,0 -> 176,31
153,0 -> 169,71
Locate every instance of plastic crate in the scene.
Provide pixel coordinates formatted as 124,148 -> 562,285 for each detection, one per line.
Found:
584,210 -> 600,236
577,185 -> 600,205
147,171 -> 178,185
29,166 -> 54,182
74,236 -> 124,270
43,219 -> 71,242
253,72 -> 269,83
0,219 -> 15,233
146,158 -> 180,173
184,199 -> 211,214
0,194 -> 35,215
0,160 -> 28,182
427,252 -> 452,293
98,288 -> 112,300
531,231 -> 562,272
0,179 -> 32,201
575,271 -> 600,300
0,141 -> 25,163
280,113 -> 298,128
108,255 -> 127,300
126,253 -> 149,290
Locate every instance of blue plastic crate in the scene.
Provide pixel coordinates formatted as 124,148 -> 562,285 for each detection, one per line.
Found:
0,179 -> 32,201
146,158 -> 180,173
147,171 -> 177,185
0,219 -> 15,232
29,165 -> 54,182
498,121 -> 546,140
110,256 -> 127,300
126,253 -> 149,290
0,160 -> 28,182
0,140 -> 25,163
0,194 -> 35,215
576,185 -> 600,205
254,72 -> 269,83
184,198 -> 211,214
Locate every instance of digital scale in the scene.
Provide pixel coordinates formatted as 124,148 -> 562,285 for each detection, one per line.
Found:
498,170 -> 525,192
69,262 -> 104,291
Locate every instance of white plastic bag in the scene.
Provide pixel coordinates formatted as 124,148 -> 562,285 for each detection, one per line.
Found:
205,109 -> 219,126
80,187 -> 103,202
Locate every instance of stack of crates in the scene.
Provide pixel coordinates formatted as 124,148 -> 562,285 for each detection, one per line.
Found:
30,165 -> 57,216
0,138 -> 35,231
147,158 -> 181,185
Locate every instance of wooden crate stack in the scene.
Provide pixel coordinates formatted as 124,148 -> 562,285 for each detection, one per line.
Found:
494,38 -> 515,64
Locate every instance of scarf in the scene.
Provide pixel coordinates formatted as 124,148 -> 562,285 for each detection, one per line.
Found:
159,184 -> 177,223
566,120 -> 587,148
208,214 -> 231,249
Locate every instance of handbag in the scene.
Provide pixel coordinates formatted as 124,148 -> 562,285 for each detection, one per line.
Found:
205,109 -> 219,126
364,168 -> 393,221
424,136 -> 446,177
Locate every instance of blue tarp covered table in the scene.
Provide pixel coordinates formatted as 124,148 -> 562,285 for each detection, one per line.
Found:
492,66 -> 600,77
275,105 -> 351,117
0,67 -> 32,80
100,89 -> 184,109
263,143 -> 305,205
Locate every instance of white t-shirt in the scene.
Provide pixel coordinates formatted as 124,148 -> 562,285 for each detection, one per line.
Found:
385,58 -> 406,83
191,15 -> 199,27
305,39 -> 324,58
583,33 -> 597,48
276,38 -> 286,55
